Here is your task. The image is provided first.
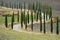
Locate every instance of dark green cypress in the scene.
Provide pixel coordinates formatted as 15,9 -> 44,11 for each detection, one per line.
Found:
50,7 -> 53,33
44,11 -> 46,33
49,7 -> 52,19
31,3 -> 34,31
56,17 -> 59,34
13,12 -> 14,22
39,3 -> 42,32
24,2 -> 26,24
36,12 -> 39,21
11,14 -> 14,29
21,4 -> 23,28
27,3 -> 30,23
17,11 -> 19,23
36,2 -> 38,21
33,3 -> 36,21
51,17 -> 53,33
25,15 -> 27,29
5,15 -> 8,28
40,11 -> 42,32
31,11 -> 33,31
27,11 -> 29,23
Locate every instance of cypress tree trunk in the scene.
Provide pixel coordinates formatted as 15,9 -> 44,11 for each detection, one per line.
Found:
56,17 -> 59,34
17,11 -> 19,23
5,15 -> 8,28
44,11 -> 46,33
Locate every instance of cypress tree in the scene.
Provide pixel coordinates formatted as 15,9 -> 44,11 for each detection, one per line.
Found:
31,11 -> 33,31
21,4 -> 23,28
36,12 -> 39,21
36,2 -> 38,21
13,12 -> 14,22
39,3 -> 42,32
40,11 -> 42,32
24,2 -> 26,24
27,11 -> 29,23
11,13 -> 14,29
5,15 -> 8,28
56,17 -> 59,34
31,3 -> 33,31
51,17 -> 53,33
17,11 -> 19,23
25,15 -> 27,29
43,11 -> 46,33
33,3 -> 36,21
50,7 -> 53,33
27,3 -> 30,23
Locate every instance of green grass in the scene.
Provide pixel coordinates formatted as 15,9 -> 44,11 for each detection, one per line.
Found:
0,16 -> 19,25
0,26 -> 60,40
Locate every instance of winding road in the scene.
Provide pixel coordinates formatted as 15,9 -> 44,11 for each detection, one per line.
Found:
13,21 -> 60,34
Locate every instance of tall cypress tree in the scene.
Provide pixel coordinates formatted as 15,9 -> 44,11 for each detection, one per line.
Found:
56,17 -> 59,34
36,2 -> 38,21
50,7 -> 53,33
17,11 -> 19,23
24,2 -> 26,24
31,3 -> 33,31
5,15 -> 8,28
25,15 -> 27,29
33,3 -> 36,21
27,3 -> 30,23
21,3 -> 23,28
43,11 -> 46,33
31,11 -> 33,31
27,11 -> 29,23
13,12 -> 14,22
39,3 -> 42,32
11,13 -> 14,29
